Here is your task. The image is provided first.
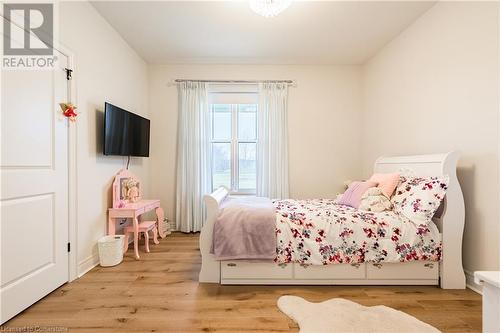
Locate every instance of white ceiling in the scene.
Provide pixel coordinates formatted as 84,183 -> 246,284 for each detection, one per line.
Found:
91,1 -> 435,65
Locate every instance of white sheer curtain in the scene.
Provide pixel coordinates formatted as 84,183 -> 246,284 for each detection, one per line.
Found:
256,82 -> 289,199
176,82 -> 211,232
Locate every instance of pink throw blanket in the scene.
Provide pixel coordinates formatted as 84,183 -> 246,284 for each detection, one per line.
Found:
211,196 -> 276,260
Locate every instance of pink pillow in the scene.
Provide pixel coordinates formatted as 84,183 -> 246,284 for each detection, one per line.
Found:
336,181 -> 378,208
368,173 -> 400,198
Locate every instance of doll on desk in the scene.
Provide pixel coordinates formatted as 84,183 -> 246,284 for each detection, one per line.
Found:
116,177 -> 140,207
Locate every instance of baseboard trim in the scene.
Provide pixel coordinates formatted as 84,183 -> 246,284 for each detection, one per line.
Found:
169,219 -> 177,232
465,269 -> 482,295
78,254 -> 99,278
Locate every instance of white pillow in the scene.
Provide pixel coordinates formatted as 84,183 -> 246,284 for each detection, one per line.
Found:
391,175 -> 449,224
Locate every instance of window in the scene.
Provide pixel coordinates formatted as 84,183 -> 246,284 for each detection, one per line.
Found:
210,97 -> 258,194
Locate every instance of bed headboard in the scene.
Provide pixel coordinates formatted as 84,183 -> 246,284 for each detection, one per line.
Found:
374,151 -> 465,288
375,151 -> 457,177
374,151 -> 463,225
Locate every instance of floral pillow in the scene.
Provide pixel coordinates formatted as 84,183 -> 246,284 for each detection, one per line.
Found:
391,175 -> 449,224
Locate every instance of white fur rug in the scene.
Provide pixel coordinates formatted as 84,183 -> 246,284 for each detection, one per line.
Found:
277,296 -> 440,333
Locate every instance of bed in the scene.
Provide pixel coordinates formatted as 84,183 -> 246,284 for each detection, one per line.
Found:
199,152 -> 466,289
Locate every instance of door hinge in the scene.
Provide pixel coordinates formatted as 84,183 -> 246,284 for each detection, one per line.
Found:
67,242 -> 71,253
64,68 -> 73,81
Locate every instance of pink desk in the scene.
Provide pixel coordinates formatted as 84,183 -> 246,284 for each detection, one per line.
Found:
108,199 -> 165,259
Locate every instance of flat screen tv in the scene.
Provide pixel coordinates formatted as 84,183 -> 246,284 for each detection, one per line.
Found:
103,102 -> 150,157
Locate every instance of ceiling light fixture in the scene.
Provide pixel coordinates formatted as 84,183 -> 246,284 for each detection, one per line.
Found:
249,0 -> 292,18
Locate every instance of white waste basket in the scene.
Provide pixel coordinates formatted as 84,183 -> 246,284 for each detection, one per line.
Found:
98,235 -> 124,267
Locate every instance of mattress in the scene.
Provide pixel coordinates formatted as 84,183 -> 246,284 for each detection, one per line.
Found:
274,199 -> 441,265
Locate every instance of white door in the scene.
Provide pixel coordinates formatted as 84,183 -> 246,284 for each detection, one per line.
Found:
1,52 -> 70,323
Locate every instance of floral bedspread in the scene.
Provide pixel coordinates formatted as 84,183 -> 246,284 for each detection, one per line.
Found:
274,199 -> 441,265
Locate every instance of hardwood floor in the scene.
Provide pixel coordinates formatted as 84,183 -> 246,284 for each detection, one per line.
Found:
4,233 -> 481,332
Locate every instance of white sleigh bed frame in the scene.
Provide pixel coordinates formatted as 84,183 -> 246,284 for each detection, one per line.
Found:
199,152 -> 466,289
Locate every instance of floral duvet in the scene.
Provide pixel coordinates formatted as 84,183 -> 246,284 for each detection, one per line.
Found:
274,199 -> 441,265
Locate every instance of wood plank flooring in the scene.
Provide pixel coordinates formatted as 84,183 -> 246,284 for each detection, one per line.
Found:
4,233 -> 481,332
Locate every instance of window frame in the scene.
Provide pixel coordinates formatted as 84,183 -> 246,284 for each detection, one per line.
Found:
210,102 -> 258,195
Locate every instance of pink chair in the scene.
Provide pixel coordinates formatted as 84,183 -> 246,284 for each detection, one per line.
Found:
123,220 -> 159,254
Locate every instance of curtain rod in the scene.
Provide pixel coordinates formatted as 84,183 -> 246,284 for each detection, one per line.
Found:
172,79 -> 296,86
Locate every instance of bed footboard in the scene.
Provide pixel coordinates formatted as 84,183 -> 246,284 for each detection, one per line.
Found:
199,187 -> 228,283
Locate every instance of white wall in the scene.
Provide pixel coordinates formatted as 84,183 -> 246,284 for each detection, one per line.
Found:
60,1 -> 149,274
362,2 -> 500,273
148,65 -> 362,225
